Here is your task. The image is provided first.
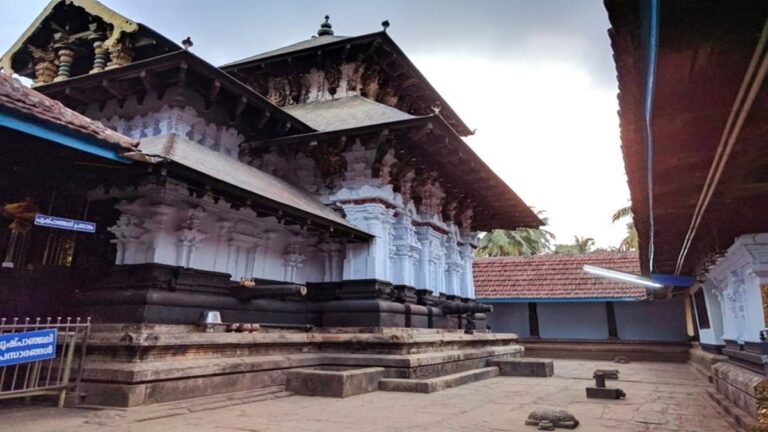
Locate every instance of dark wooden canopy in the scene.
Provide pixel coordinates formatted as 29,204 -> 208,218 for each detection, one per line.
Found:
222,31 -> 474,137
607,0 -> 768,275
249,115 -> 542,231
32,50 -> 313,141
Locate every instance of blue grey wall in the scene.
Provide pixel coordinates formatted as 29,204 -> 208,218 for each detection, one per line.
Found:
615,297 -> 688,341
487,303 -> 529,336
486,299 -> 688,342
538,302 -> 609,339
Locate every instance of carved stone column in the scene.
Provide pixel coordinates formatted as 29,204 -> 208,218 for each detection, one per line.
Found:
90,40 -> 107,74
175,207 -> 208,268
318,241 -> 343,282
53,44 -> 75,82
28,46 -> 58,86
108,201 -> 147,265
106,39 -> 134,69
212,220 -> 234,273
283,239 -> 307,283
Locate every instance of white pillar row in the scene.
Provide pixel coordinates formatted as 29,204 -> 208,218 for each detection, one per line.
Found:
339,203 -> 395,280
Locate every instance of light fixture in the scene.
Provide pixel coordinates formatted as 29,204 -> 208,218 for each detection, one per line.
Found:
583,265 -> 663,289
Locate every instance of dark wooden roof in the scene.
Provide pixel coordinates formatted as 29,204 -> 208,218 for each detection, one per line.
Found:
251,115 -> 543,231
606,0 -> 768,275
32,50 -> 313,140
475,252 -> 645,300
222,31 -> 474,137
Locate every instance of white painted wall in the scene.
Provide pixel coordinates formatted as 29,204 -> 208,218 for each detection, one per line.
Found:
704,234 -> 768,343
486,303 -> 529,336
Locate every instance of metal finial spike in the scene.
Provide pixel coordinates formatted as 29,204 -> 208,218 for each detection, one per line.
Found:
182,36 -> 193,50
381,20 -> 390,31
318,15 -> 334,36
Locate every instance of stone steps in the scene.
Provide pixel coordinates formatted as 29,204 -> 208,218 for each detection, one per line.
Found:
132,386 -> 292,421
379,366 -> 499,394
706,387 -> 753,432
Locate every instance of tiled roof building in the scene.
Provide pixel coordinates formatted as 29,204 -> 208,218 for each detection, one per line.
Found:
474,252 -> 646,300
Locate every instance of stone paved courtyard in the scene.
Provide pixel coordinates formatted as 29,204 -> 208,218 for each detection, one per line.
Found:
1,359 -> 735,432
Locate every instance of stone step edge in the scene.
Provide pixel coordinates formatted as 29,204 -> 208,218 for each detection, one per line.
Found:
138,386 -> 286,413
706,386 -> 755,432
133,390 -> 293,422
379,366 -> 499,394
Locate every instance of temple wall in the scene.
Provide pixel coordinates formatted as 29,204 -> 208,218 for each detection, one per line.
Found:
249,141 -> 479,297
95,179 -> 339,284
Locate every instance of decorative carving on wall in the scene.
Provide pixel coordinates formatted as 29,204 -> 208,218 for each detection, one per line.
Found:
415,173 -> 446,218
102,105 -> 244,157
398,170 -> 416,203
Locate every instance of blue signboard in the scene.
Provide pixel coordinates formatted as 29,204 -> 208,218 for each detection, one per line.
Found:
34,213 -> 96,233
0,329 -> 57,367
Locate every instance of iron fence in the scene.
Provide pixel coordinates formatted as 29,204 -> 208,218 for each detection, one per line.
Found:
0,317 -> 91,407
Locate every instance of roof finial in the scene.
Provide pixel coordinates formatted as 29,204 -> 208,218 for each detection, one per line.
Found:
381,20 -> 390,31
318,15 -> 334,37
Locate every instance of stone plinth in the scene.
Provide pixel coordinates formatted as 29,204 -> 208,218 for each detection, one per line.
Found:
78,325 -> 522,407
490,358 -> 553,377
286,367 -> 384,398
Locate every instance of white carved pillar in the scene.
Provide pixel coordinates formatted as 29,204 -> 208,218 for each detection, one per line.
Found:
175,207 -> 208,268
283,237 -> 307,282
108,200 -> 147,265
213,220 -> 234,273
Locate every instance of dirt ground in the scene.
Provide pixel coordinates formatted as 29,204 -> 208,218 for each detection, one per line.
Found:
0,359 -> 735,432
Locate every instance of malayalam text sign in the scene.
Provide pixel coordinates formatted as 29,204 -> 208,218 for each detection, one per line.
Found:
0,329 -> 57,367
34,214 -> 96,233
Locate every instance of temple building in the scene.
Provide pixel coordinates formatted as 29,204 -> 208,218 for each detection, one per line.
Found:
606,0 -> 768,428
0,0 -> 539,406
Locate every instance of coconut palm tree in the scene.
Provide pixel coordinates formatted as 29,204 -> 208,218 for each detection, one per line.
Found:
573,236 -> 595,253
612,204 -> 638,251
476,209 -> 555,257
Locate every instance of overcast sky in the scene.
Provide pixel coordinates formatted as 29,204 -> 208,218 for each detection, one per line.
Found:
0,0 -> 630,248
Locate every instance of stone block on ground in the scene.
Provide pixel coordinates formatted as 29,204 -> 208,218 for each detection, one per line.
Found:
285,367 -> 385,398
525,409 -> 579,429
491,358 -> 554,377
586,386 -> 626,400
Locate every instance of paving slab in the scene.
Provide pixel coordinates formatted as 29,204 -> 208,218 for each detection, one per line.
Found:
0,359 -> 736,432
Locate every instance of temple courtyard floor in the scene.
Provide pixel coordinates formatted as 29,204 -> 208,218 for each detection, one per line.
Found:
1,359 -> 734,432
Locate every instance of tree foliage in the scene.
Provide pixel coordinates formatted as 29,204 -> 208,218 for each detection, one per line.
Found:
612,204 -> 638,251
475,210 -> 555,257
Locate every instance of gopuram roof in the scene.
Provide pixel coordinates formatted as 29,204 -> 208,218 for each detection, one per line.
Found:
0,1 -> 542,234
222,19 -> 474,137
606,0 -> 768,276
474,252 -> 646,301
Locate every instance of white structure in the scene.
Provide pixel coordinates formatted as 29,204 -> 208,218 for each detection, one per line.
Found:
694,234 -> 768,345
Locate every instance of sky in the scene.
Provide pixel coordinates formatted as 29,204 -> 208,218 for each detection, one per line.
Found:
0,0 -> 630,249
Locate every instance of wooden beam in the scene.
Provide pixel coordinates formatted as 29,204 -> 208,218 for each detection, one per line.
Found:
140,70 -> 157,94
232,96 -> 247,123
207,79 -> 221,109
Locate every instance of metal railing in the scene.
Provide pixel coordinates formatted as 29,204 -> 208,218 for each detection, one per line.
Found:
0,317 -> 91,407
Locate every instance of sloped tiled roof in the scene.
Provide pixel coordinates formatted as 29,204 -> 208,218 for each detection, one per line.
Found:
138,134 -> 370,238
0,73 -> 137,150
283,95 -> 416,131
222,35 -> 350,66
474,252 -> 646,300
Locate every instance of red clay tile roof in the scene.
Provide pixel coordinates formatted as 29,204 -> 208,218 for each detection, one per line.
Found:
0,73 -> 137,150
474,252 -> 647,300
